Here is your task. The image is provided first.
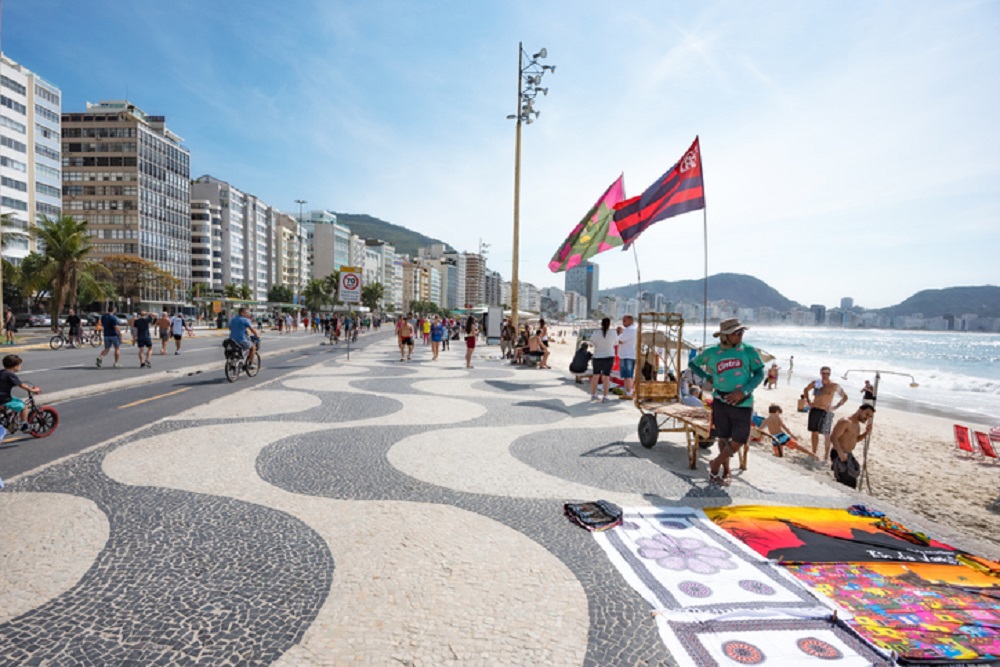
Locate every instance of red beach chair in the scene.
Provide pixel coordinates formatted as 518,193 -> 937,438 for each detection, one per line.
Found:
973,431 -> 999,463
953,424 -> 977,458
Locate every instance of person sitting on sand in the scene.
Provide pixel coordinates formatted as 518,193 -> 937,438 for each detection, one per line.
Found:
829,404 -> 875,489
760,404 -> 814,459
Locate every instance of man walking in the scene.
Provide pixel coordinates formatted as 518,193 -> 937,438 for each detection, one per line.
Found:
169,312 -> 192,355
157,312 -> 171,355
96,305 -> 122,368
617,314 -> 638,398
803,367 -> 848,460
131,310 -> 155,368
689,318 -> 765,484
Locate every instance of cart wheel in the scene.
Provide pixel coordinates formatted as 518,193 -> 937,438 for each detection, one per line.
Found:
638,413 -> 659,449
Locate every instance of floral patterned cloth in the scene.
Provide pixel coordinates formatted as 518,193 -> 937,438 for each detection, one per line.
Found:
594,508 -> 827,616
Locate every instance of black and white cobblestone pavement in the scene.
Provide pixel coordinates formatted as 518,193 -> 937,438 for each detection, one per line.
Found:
0,337 -> 989,666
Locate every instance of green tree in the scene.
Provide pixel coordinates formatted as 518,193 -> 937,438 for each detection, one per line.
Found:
31,215 -> 108,328
361,282 -> 384,312
16,252 -> 52,310
268,283 -> 295,303
238,284 -> 252,301
102,254 -> 181,309
302,278 -> 330,313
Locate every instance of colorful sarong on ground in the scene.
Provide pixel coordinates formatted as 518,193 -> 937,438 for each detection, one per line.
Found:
706,505 -> 1000,664
704,505 -> 960,565
788,562 -> 1000,663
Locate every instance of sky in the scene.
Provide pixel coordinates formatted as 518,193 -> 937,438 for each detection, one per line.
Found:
3,0 -> 998,309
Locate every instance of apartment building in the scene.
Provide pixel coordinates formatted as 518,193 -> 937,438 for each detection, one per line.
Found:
273,211 -> 304,297
0,53 -> 62,263
189,198 -> 222,294
565,261 -> 598,316
62,101 -> 190,306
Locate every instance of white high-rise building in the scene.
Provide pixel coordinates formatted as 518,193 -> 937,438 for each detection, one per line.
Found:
192,175 -> 276,301
190,198 -> 222,294
1,53 -> 61,263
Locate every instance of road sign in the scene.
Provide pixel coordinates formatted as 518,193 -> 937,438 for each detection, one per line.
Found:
339,267 -> 362,304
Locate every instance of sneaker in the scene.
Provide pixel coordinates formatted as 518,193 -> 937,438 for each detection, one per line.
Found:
113,361 -> 119,368
19,423 -> 31,433
96,357 -> 102,368
601,396 -> 609,403
590,395 -> 598,402
175,351 -> 180,355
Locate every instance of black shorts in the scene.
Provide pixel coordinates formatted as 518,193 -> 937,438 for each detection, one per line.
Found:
592,357 -> 613,376
711,400 -> 752,444
808,408 -> 831,434
137,337 -> 153,349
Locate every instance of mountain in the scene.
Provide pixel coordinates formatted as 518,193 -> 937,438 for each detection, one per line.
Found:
881,285 -> 1000,318
600,273 -> 803,311
333,213 -> 454,259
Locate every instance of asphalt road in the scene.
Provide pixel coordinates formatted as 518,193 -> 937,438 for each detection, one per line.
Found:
0,329 -> 389,481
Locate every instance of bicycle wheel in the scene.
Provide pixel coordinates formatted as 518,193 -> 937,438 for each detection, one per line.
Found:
50,334 -> 65,350
225,358 -> 240,382
28,407 -> 59,438
245,355 -> 260,377
89,333 -> 101,348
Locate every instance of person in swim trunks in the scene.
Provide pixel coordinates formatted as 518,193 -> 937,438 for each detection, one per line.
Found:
397,315 -> 415,361
803,366 -> 848,460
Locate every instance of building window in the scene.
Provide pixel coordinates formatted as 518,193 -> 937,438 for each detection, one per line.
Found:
0,75 -> 26,95
0,114 -> 26,133
0,95 -> 27,115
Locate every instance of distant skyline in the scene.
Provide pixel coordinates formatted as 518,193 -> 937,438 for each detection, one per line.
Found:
3,0 -> 997,308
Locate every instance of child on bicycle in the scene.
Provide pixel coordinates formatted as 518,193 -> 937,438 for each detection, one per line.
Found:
1,354 -> 41,433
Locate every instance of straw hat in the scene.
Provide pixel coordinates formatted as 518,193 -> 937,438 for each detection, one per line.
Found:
712,318 -> 748,338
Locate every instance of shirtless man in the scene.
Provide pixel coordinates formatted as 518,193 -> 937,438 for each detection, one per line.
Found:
829,404 -> 875,489
396,315 -> 415,361
803,366 -> 848,460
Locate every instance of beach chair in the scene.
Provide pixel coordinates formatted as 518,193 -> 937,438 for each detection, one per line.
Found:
972,431 -> 999,464
953,424 -> 978,459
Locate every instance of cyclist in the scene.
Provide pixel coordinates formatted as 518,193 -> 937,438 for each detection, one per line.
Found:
0,354 -> 40,433
65,309 -> 83,348
228,307 -> 259,368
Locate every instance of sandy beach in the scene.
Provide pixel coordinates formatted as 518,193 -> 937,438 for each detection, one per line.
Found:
542,325 -> 1000,556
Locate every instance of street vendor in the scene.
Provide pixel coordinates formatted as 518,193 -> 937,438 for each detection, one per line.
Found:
689,318 -> 765,485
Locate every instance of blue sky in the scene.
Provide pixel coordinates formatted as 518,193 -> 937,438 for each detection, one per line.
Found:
4,0 -> 998,308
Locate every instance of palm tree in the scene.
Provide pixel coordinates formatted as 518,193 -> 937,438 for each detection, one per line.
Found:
302,278 -> 330,313
31,215 -> 106,329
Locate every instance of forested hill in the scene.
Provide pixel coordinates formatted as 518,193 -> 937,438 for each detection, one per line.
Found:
600,273 -> 802,311
882,285 -> 1000,318
333,213 -> 454,259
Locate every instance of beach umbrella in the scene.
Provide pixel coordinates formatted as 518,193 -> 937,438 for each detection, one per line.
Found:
757,348 -> 776,363
640,330 -> 695,351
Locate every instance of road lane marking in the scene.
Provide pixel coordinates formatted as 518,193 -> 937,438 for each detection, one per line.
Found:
118,387 -> 191,409
286,355 -> 308,362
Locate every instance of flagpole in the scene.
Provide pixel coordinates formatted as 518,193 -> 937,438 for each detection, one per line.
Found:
700,135 -> 708,347
632,243 -> 642,305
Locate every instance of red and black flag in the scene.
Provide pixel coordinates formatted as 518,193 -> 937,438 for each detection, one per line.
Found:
613,137 -> 705,248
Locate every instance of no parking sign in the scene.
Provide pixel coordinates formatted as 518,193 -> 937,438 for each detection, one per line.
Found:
338,267 -> 362,303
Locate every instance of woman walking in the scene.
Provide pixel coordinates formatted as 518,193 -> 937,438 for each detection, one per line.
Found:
589,317 -> 618,403
464,315 -> 478,369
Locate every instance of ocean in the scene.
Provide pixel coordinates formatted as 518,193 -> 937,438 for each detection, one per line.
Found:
724,327 -> 1000,425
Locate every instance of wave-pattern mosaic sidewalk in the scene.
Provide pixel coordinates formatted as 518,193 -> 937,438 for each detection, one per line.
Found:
0,339 -> 903,665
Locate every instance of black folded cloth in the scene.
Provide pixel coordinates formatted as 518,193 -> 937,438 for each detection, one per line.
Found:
564,500 -> 623,532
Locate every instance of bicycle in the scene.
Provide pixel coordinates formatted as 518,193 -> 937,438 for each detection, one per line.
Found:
223,335 -> 261,382
50,328 -> 101,349
0,393 -> 59,438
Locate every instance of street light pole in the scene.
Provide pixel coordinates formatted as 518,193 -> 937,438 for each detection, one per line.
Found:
294,199 -> 306,307
507,42 -> 553,336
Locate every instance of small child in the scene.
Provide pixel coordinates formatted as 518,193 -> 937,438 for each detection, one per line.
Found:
761,404 -> 808,458
0,354 -> 41,433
